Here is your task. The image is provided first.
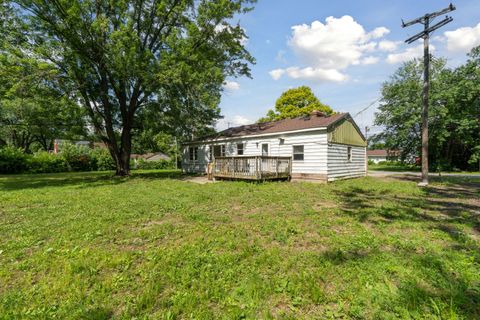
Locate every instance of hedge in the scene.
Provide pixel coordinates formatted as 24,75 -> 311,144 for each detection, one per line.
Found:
0,145 -> 174,174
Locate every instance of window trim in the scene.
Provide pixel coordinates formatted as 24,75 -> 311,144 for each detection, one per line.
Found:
237,143 -> 244,156
213,144 -> 226,157
293,145 -> 304,161
261,143 -> 269,156
189,146 -> 198,162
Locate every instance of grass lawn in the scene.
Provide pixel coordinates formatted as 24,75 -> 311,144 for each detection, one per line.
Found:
368,162 -> 420,172
1,170 -> 479,319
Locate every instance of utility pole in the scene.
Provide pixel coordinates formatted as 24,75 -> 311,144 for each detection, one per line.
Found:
401,3 -> 455,186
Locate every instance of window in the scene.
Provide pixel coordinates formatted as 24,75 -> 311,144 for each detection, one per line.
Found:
237,143 -> 244,155
261,143 -> 268,156
213,145 -> 225,157
209,146 -> 213,161
347,146 -> 352,162
293,145 -> 304,161
189,146 -> 198,161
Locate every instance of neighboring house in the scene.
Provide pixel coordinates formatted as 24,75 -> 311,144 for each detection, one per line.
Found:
182,111 -> 367,182
367,149 -> 400,163
53,139 -> 91,153
131,152 -> 171,162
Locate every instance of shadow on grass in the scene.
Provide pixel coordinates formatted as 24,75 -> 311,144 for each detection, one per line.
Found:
0,170 -> 186,191
333,176 -> 480,317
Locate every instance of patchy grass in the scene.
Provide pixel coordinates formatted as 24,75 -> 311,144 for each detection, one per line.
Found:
0,170 -> 479,319
368,162 -> 420,172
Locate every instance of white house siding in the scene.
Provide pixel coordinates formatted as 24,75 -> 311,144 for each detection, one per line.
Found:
182,130 -> 329,177
327,144 -> 366,181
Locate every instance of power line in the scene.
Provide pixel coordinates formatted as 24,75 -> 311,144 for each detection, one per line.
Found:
352,97 -> 381,118
401,3 -> 456,186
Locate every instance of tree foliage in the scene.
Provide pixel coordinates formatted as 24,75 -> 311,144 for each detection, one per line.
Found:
0,4 -> 87,152
8,0 -> 255,175
374,47 -> 480,171
258,86 -> 333,123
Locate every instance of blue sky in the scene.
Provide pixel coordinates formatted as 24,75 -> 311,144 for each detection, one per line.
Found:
217,0 -> 480,134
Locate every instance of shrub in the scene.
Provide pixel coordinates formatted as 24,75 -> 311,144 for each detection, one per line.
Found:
60,143 -> 96,172
91,148 -> 116,171
0,146 -> 29,174
28,151 -> 68,173
134,159 -> 174,170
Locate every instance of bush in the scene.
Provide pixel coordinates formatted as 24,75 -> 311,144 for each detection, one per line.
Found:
91,148 -> 116,171
28,151 -> 68,173
134,159 -> 174,170
60,143 -> 96,172
0,146 -> 29,174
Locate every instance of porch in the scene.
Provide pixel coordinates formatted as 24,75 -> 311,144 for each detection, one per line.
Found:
213,156 -> 292,181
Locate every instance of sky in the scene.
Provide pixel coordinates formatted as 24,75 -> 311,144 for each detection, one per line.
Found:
217,0 -> 480,135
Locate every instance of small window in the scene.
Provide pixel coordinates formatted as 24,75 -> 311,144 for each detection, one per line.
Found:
293,145 -> 304,161
189,146 -> 198,161
237,143 -> 244,155
261,143 -> 268,156
347,146 -> 352,162
214,145 -> 226,157
209,146 -> 213,160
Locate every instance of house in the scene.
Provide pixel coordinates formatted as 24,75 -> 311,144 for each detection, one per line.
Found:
367,149 -> 400,163
131,152 -> 171,162
182,111 -> 367,182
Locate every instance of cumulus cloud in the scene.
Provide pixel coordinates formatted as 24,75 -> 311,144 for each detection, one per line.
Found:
269,69 -> 285,80
269,16 -> 389,82
282,67 -> 347,82
361,56 -> 380,65
386,44 -> 435,64
444,23 -> 480,53
378,40 -> 400,52
216,115 -> 252,130
222,80 -> 240,91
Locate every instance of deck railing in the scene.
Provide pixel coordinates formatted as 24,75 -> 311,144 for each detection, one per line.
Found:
213,156 -> 292,180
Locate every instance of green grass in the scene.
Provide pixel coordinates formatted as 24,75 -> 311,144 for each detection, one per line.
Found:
368,162 -> 420,172
1,170 -> 479,319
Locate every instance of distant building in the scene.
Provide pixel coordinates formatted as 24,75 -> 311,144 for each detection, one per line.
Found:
367,149 -> 400,163
131,152 -> 171,162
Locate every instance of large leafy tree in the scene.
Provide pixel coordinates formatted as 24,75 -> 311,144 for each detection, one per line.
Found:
10,0 -> 255,175
258,86 -> 333,123
0,3 -> 87,152
374,47 -> 480,170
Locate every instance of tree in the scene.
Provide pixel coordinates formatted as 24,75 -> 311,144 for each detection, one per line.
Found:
0,5 -> 87,152
258,86 -> 333,123
10,0 -> 255,175
374,48 -> 480,171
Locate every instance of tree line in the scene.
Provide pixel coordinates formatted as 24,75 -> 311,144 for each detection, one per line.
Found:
373,46 -> 480,171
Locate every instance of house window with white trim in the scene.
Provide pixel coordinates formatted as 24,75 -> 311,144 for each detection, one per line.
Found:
237,143 -> 244,155
214,145 -> 226,157
347,146 -> 352,162
261,143 -> 268,156
293,145 -> 304,161
189,146 -> 198,161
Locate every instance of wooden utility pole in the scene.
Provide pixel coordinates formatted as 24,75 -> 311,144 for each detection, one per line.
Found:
402,3 -> 455,186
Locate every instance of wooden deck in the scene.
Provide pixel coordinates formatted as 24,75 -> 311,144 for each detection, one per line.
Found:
213,156 -> 292,181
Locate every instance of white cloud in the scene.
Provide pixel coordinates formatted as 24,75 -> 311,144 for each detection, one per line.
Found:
361,56 -> 380,65
386,44 -> 435,64
368,27 -> 390,39
444,23 -> 480,53
269,69 -> 285,80
282,66 -> 347,83
378,40 -> 399,52
216,115 -> 252,130
222,80 -> 240,91
269,16 -> 389,82
288,16 -> 388,69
